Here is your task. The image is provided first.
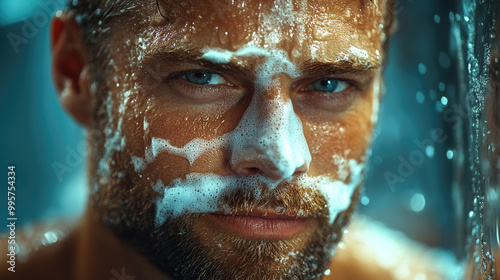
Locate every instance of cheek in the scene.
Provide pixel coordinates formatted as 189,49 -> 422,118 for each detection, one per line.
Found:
122,89 -> 250,183
304,90 -> 374,177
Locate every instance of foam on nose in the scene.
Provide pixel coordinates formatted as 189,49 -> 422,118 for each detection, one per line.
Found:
230,86 -> 311,180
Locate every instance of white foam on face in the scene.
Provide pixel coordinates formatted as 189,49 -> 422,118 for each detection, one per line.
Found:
348,45 -> 369,60
332,154 -> 349,181
98,90 -> 132,183
154,159 -> 363,227
151,136 -> 227,165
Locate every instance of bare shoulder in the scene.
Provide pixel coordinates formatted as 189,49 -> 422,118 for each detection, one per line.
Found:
0,220 -> 79,280
327,215 -> 463,280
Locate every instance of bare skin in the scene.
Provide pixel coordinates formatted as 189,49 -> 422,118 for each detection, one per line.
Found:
0,1 -> 467,279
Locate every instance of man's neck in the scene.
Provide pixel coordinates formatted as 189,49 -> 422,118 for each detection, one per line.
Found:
76,208 -> 169,280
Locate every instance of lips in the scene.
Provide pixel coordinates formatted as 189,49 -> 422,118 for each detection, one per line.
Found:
207,209 -> 312,239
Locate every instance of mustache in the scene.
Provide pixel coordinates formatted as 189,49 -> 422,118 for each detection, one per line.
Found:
217,180 -> 329,219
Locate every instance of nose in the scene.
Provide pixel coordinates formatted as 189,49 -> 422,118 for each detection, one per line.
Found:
229,84 -> 311,181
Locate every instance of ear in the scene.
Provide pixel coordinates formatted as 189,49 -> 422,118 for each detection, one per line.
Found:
51,11 -> 92,127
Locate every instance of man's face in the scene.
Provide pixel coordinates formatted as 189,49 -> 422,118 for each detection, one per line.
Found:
89,0 -> 386,279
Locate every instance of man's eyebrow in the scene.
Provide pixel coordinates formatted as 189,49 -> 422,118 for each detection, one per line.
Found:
141,50 -> 253,76
299,59 -> 381,76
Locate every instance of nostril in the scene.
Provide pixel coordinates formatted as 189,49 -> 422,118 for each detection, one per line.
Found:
245,167 -> 261,175
292,170 -> 306,177
292,163 -> 309,177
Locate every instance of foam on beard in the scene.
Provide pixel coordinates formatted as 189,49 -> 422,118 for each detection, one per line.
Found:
152,160 -> 364,227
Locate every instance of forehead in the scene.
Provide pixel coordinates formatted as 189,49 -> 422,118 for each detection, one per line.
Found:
116,0 -> 385,63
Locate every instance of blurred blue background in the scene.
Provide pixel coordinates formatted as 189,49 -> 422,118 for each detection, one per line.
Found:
0,0 -> 458,251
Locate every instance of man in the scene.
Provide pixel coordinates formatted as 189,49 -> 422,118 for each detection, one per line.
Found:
0,0 -> 462,279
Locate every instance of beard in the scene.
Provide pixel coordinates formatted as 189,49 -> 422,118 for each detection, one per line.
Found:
88,133 -> 360,280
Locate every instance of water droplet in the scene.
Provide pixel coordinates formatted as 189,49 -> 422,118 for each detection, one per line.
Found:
361,196 -> 370,206
218,31 -> 229,45
425,145 -> 435,158
434,14 -> 441,23
440,96 -> 448,106
418,63 -> 427,75
41,231 -> 59,245
446,150 -> 454,159
416,91 -> 425,103
439,82 -> 446,92
324,269 -> 331,276
469,210 -> 475,218
410,193 -> 426,212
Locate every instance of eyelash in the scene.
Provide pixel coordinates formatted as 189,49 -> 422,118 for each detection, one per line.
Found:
161,70 -> 236,101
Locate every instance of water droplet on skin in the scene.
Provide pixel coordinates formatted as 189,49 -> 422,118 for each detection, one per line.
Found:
218,30 -> 229,45
345,9 -> 351,18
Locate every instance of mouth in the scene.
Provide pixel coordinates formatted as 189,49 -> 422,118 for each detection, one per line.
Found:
207,209 -> 313,239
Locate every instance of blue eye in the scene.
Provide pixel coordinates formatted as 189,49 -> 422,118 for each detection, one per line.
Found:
183,71 -> 227,85
311,78 -> 348,93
